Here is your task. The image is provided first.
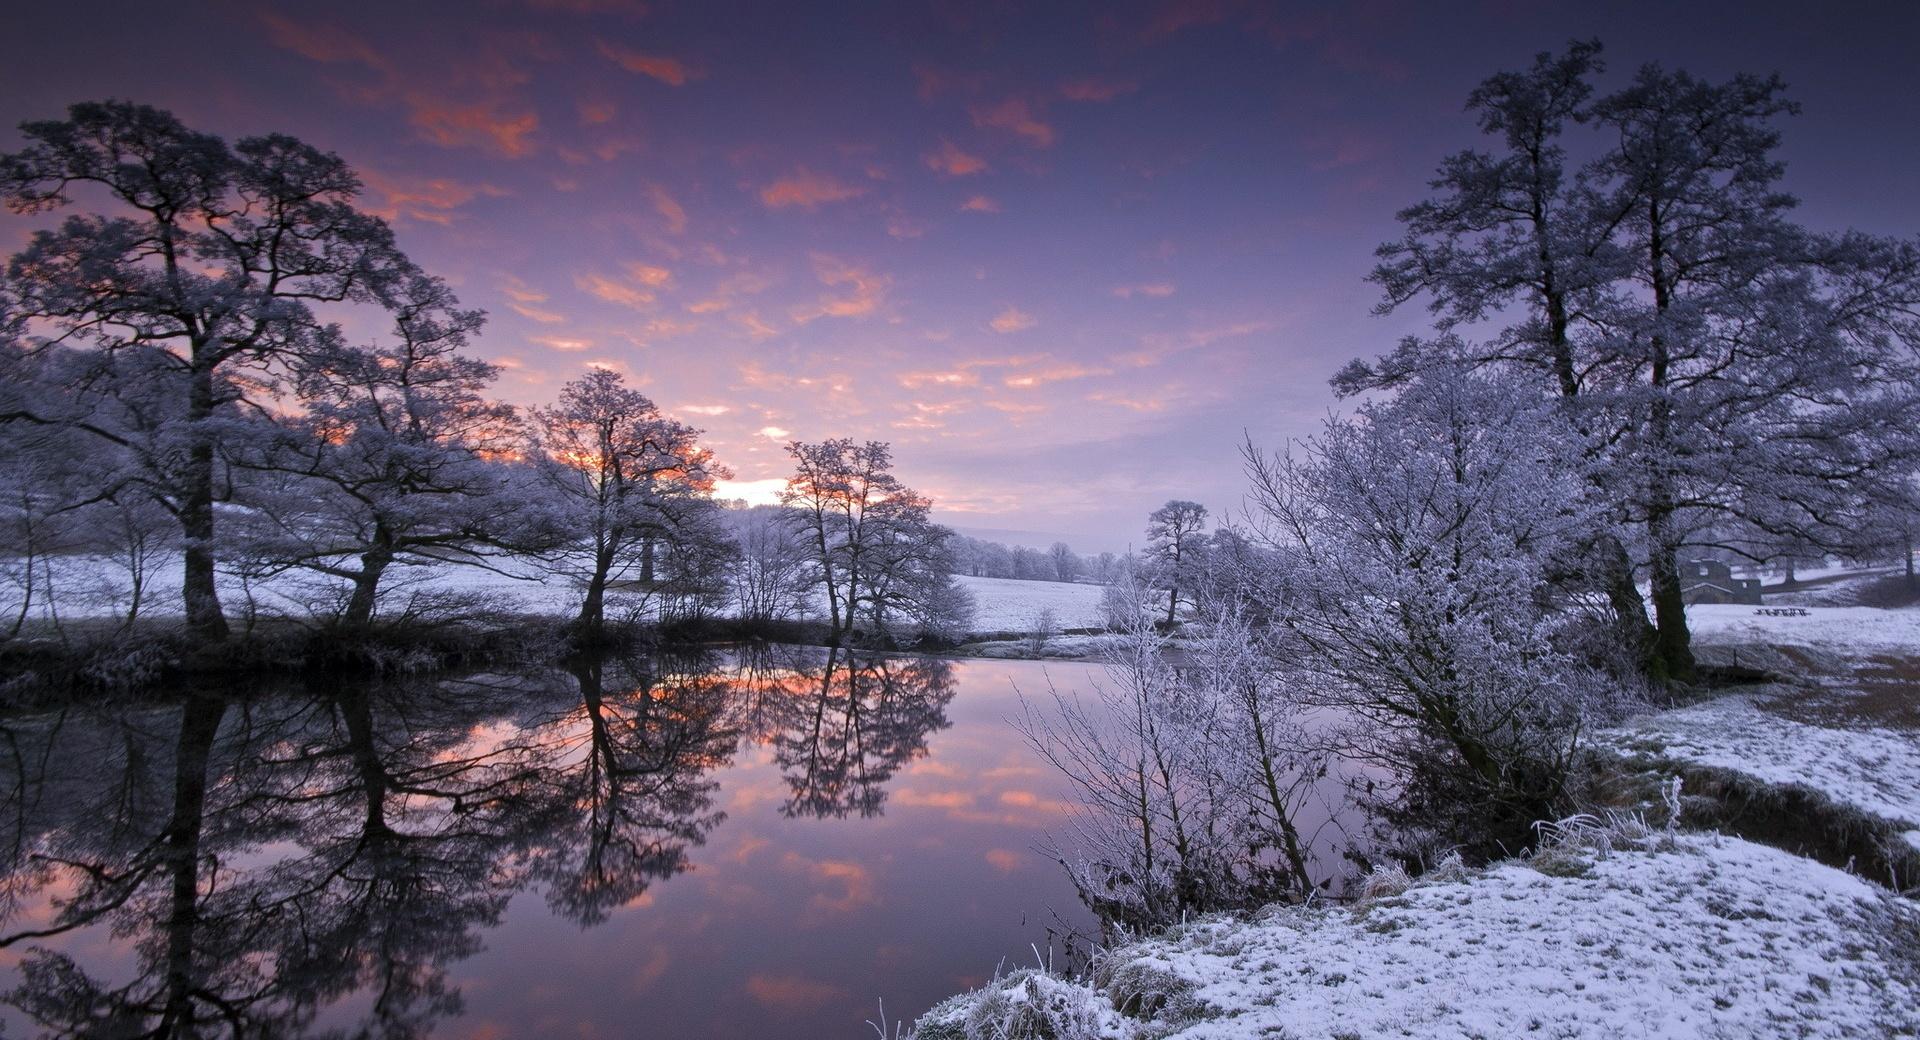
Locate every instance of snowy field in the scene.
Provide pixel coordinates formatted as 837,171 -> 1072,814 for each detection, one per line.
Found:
952,574 -> 1104,631
1687,603 -> 1920,654
913,834 -> 1920,1039
1,553 -> 1107,637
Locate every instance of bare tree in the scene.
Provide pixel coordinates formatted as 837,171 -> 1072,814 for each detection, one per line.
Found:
531,368 -> 721,638
780,439 -> 970,643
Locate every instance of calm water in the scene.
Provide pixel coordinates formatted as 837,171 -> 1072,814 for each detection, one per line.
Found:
0,647 -> 1105,1039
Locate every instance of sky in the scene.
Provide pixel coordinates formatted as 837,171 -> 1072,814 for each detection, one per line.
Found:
4,1 -> 1918,549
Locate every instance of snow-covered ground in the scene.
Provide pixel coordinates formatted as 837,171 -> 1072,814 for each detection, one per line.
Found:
911,834 -> 1920,1039
1688,602 -> 1920,654
953,575 -> 1105,631
1599,691 -> 1920,834
2,553 -> 1108,637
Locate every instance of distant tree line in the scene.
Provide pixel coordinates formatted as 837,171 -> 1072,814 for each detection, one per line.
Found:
946,535 -> 1122,585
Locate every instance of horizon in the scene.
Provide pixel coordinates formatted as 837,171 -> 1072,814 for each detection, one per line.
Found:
5,1 -> 1918,548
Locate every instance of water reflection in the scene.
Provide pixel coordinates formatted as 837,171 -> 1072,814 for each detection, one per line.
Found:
0,646 -> 965,1039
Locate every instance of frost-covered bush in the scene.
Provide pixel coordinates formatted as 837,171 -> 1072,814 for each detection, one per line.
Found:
1243,368 -> 1634,856
909,969 -> 1124,1040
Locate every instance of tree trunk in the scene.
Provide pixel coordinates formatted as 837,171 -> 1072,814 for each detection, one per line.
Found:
1646,535 -> 1695,685
181,364 -> 229,642
342,547 -> 391,626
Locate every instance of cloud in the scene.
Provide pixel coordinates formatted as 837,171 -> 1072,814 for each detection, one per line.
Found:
358,170 -> 506,225
923,139 -> 988,176
758,425 -> 791,440
792,255 -> 890,323
960,194 -> 1001,213
530,335 -> 593,351
597,41 -> 699,85
758,168 -> 867,210
989,307 -> 1036,334
259,13 -> 385,67
649,184 -> 688,234
1060,77 -> 1138,102
577,99 -> 617,124
408,101 -> 540,157
679,404 -> 732,416
510,301 -> 566,323
575,262 -> 672,309
1112,282 -> 1176,298
1004,363 -> 1110,388
1119,320 -> 1274,367
969,98 -> 1055,147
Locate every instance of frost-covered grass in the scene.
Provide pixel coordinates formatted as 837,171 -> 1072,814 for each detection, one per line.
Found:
1600,690 -> 1920,834
910,834 -> 1920,1039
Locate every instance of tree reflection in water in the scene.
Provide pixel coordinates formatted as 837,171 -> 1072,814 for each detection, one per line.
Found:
0,645 -> 955,1038
743,647 -> 956,820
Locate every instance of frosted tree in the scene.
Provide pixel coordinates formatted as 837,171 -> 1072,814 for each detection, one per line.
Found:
531,368 -> 721,638
780,439 -> 970,643
0,101 -> 424,642
1350,43 -> 1920,683
724,504 -> 814,625
1243,369 -> 1625,855
1144,500 -> 1208,625
234,274 -> 527,626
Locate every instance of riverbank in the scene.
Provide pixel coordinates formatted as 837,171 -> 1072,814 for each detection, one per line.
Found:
903,597 -> 1920,1039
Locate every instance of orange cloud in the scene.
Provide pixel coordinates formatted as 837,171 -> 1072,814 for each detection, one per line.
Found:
970,98 -> 1055,147
358,170 -> 506,225
924,139 -> 988,176
989,306 -> 1036,333
1061,77 -> 1139,102
758,168 -> 866,210
1004,362 -> 1111,388
575,264 -> 670,309
598,41 -> 699,85
511,301 -> 566,323
578,99 -> 617,124
1112,282 -> 1176,298
792,255 -> 889,322
985,848 -> 1025,874
530,335 -> 593,351
408,101 -> 540,157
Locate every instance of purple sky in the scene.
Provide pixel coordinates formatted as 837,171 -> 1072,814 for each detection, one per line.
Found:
5,1 -> 1918,549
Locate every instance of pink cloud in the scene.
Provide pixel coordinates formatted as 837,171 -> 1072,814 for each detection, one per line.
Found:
960,194 -> 1001,213
597,41 -> 700,85
1112,282 -> 1176,298
924,139 -> 988,176
970,98 -> 1055,147
758,168 -> 867,210
358,170 -> 506,225
1060,77 -> 1138,102
989,306 -> 1036,333
530,334 -> 593,351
